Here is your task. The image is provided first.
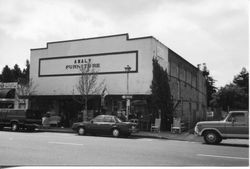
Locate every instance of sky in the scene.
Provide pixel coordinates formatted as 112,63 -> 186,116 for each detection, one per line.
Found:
0,0 -> 248,87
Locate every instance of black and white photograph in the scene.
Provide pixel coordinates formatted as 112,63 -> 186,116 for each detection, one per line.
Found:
0,0 -> 248,168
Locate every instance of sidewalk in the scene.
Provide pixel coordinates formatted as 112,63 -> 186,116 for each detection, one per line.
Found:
135,131 -> 203,142
38,127 -> 203,142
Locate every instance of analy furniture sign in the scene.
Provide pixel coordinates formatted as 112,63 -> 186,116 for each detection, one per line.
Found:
39,51 -> 138,77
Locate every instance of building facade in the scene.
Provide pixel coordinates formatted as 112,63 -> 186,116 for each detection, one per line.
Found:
0,82 -> 28,110
30,33 -> 207,130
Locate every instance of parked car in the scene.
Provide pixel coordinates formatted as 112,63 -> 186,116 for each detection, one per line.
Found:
194,111 -> 249,144
72,115 -> 139,137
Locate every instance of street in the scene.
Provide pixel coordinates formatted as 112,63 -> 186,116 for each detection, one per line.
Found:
0,131 -> 248,166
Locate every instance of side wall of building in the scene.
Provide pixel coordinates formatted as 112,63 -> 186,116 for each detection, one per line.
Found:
168,49 -> 207,128
148,39 -> 207,129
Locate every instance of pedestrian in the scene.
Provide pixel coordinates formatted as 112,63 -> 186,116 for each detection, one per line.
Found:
42,112 -> 50,128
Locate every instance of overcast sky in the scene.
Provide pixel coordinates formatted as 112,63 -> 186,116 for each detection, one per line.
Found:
0,0 -> 248,87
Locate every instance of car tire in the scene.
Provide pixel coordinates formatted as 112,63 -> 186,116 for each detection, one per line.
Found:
217,136 -> 222,144
11,122 -> 19,132
203,131 -> 221,144
112,128 -> 120,137
78,127 -> 86,135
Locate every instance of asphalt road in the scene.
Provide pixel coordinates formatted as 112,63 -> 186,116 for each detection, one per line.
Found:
0,130 -> 248,166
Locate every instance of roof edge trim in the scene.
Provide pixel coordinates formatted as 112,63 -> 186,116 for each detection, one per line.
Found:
30,33 -> 155,51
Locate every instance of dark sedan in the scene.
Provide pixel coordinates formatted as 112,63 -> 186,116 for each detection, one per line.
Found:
72,115 -> 139,137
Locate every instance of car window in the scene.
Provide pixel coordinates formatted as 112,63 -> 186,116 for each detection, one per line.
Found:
103,116 -> 115,123
93,115 -> 104,122
227,113 -> 245,123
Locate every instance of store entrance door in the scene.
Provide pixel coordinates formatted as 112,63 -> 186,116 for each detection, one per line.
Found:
60,99 -> 81,127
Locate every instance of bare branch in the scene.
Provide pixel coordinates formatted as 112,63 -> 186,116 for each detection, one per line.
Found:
73,61 -> 106,118
16,78 -> 37,98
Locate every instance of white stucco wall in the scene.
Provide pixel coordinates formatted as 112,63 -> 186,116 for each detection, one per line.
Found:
30,34 -> 169,96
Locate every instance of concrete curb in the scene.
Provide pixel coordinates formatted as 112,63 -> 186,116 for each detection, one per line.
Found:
37,128 -> 181,140
132,134 -> 169,140
38,128 -> 204,142
37,128 -> 74,134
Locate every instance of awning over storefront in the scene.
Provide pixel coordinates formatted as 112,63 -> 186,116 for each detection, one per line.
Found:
0,88 -> 15,98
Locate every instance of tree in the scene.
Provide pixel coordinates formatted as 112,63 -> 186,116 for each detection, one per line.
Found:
1,65 -> 14,82
216,84 -> 247,111
233,67 -> 249,93
22,60 -> 30,81
12,64 -> 22,81
211,68 -> 249,111
16,78 -> 37,97
73,61 -> 105,121
150,58 -> 173,131
0,61 -> 29,83
201,63 -> 217,107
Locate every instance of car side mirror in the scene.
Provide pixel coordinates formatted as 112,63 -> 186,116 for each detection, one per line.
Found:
90,120 -> 94,124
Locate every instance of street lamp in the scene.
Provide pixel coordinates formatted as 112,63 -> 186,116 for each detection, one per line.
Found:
124,65 -> 131,120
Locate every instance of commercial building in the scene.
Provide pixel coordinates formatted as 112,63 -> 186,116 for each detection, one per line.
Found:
0,82 -> 28,110
30,33 -> 207,130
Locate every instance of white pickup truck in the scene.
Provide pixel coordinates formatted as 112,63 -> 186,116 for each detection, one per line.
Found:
194,111 -> 249,144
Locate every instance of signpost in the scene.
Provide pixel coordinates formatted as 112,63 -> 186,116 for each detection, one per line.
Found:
124,65 -> 131,120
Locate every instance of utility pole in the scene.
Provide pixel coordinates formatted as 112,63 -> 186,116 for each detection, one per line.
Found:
124,65 -> 131,120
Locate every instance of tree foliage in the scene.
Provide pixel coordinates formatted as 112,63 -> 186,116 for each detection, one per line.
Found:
233,67 -> 248,93
0,60 -> 30,83
12,64 -> 22,81
150,57 -> 173,131
201,63 -> 217,107
211,67 -> 249,111
1,65 -> 15,82
21,60 -> 30,83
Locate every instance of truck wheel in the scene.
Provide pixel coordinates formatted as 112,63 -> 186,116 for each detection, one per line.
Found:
11,122 -> 19,132
204,131 -> 221,144
217,137 -> 222,144
78,127 -> 86,135
112,128 -> 120,137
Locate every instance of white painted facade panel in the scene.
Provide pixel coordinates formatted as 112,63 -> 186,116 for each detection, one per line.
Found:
30,35 -> 166,96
